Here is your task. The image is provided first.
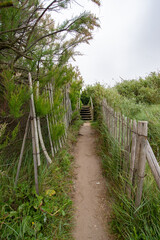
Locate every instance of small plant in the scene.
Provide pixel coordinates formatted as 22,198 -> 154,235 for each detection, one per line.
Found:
2,70 -> 30,118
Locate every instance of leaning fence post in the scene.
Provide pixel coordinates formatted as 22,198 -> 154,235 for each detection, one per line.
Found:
30,104 -> 39,195
135,121 -> 148,208
15,114 -> 30,186
28,73 -> 41,166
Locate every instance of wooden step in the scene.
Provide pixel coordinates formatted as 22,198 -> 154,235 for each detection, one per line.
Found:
80,105 -> 92,120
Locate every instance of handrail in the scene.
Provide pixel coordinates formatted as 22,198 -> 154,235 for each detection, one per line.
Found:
90,96 -> 93,110
89,96 -> 94,120
146,140 -> 160,190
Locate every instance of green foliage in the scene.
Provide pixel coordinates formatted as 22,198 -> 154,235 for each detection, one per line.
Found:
51,123 -> 65,142
81,83 -> 106,120
81,89 -> 90,105
104,88 -> 143,118
111,167 -> 160,240
89,82 -> 160,240
0,118 -> 82,239
0,123 -> 19,150
35,92 -> 51,117
71,110 -> 81,122
69,67 -> 83,111
84,77 -> 160,161
0,0 -> 100,238
2,70 -> 30,118
116,72 -> 160,104
94,114 -> 160,239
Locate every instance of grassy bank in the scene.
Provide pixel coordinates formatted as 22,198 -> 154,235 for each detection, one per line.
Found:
0,118 -> 83,240
82,73 -> 160,239
94,115 -> 160,240
104,88 -> 160,160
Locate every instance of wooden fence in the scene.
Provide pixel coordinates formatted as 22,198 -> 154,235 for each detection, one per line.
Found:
15,73 -> 74,194
102,99 -> 160,207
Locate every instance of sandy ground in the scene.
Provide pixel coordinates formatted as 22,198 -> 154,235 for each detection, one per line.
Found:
72,122 -> 115,240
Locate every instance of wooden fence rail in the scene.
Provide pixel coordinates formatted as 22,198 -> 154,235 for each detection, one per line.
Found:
101,98 -> 160,207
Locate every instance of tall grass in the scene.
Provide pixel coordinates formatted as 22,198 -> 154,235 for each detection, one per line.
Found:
96,113 -> 160,240
104,88 -> 160,161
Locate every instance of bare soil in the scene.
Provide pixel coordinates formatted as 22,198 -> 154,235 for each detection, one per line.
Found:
72,122 -> 115,240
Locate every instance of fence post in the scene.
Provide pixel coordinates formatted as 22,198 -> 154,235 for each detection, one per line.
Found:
107,104 -> 109,128
124,117 -> 126,149
118,113 -> 121,144
127,120 -> 137,198
112,108 -> 114,137
135,121 -> 148,208
121,115 -> 124,150
28,73 -> 41,166
115,112 -> 117,140
102,99 -> 107,124
108,108 -> 110,134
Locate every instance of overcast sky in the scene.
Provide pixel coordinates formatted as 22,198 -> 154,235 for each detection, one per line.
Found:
55,0 -> 160,87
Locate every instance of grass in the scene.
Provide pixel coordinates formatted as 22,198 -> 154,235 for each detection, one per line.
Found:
83,81 -> 160,239
0,118 -> 83,240
94,113 -> 160,240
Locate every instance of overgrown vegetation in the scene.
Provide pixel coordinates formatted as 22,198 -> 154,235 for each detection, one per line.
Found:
0,118 -> 83,239
0,0 -> 100,238
96,121 -> 160,240
83,72 -> 160,160
83,74 -> 160,239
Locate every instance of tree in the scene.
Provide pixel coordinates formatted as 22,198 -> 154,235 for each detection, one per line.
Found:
0,0 -> 100,73
0,0 -> 101,121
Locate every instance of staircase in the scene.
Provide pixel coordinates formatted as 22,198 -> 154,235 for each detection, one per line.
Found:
80,105 -> 92,121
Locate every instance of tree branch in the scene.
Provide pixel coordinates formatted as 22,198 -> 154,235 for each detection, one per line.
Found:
0,26 -> 30,35
26,17 -> 81,52
26,0 -> 57,46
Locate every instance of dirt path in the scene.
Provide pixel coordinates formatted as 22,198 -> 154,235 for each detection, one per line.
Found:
72,122 -> 115,240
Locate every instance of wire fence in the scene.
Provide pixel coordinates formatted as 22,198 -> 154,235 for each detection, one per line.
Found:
0,73 -> 79,194
102,98 -> 160,207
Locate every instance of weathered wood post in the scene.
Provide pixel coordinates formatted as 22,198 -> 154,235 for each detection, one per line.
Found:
112,108 -> 114,136
107,105 -> 109,129
123,116 -> 126,149
102,99 -> 106,123
28,73 -> 41,166
115,112 -> 117,140
118,113 -> 121,144
135,121 -> 148,208
108,108 -> 111,134
15,114 -> 30,186
121,115 -> 123,147
30,105 -> 39,195
126,118 -> 131,167
112,108 -> 114,137
36,81 -> 52,165
127,120 -> 137,198
146,141 -> 160,190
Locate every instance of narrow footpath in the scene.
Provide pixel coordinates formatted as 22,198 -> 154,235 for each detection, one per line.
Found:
72,122 -> 115,240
